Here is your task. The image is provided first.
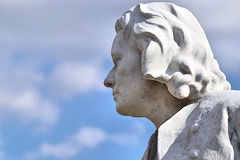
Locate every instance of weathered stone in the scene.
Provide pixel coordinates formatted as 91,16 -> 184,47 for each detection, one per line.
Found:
104,2 -> 240,160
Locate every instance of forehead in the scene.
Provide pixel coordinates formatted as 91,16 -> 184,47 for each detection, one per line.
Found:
112,30 -> 136,56
111,31 -> 125,56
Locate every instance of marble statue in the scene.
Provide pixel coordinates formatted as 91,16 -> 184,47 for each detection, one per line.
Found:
104,2 -> 240,160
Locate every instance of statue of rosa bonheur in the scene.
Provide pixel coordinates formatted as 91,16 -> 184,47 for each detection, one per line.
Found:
104,2 -> 240,160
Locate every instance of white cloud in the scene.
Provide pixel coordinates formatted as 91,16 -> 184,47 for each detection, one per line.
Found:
0,88 -> 59,125
0,0 -> 107,127
48,62 -> 104,99
0,51 -> 105,126
39,143 -> 79,158
0,53 -> 59,126
0,0 -> 110,125
212,37 -> 240,74
0,0 -> 113,56
26,123 -> 146,159
26,127 -> 107,159
72,127 -> 107,147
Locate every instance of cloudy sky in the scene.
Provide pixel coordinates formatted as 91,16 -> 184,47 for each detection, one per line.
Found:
0,0 -> 239,159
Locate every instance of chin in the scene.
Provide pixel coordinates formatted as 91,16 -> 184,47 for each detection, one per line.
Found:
116,104 -> 129,116
116,103 -> 146,117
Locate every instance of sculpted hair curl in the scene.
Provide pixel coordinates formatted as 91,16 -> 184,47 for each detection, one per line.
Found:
115,2 -> 231,100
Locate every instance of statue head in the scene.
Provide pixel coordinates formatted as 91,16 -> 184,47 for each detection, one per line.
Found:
104,2 -> 230,124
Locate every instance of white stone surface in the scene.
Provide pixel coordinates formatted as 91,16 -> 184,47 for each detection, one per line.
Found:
104,2 -> 240,160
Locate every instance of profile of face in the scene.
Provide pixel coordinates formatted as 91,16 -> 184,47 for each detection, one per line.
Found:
104,30 -> 170,118
104,2 -> 231,124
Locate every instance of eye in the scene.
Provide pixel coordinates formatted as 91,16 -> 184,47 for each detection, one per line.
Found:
112,55 -> 121,66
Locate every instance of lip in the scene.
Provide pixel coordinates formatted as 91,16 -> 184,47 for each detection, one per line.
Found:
113,90 -> 119,101
113,90 -> 120,96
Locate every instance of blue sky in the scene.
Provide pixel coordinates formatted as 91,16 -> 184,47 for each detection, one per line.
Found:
0,0 -> 240,159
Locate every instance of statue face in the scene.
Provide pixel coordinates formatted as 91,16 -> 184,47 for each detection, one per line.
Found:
104,31 -> 169,117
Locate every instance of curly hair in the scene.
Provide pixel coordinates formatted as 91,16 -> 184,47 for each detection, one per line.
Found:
115,2 -> 231,100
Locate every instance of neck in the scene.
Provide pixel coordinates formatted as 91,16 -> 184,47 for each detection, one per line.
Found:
147,94 -> 190,128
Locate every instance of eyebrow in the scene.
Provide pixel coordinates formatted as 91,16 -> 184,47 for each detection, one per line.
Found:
111,51 -> 122,58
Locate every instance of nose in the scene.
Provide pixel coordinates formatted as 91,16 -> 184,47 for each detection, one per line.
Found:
104,68 -> 115,88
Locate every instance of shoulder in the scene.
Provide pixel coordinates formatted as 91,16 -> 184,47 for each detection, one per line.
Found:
202,90 -> 240,103
200,90 -> 240,150
199,90 -> 240,112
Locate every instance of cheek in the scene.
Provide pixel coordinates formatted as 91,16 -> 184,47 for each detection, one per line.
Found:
118,58 -> 141,77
